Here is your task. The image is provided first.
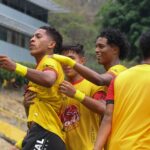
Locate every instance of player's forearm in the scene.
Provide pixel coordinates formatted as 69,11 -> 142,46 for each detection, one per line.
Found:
52,54 -> 112,85
67,88 -> 106,114
94,116 -> 112,150
94,104 -> 113,150
15,63 -> 55,87
82,97 -> 106,114
74,63 -> 109,86
94,123 -> 111,150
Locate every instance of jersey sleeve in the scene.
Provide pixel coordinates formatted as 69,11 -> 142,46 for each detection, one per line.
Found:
106,79 -> 114,105
90,83 -> 106,101
42,58 -> 59,74
92,91 -> 106,101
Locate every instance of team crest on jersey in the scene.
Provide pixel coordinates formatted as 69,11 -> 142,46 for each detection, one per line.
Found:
60,105 -> 80,131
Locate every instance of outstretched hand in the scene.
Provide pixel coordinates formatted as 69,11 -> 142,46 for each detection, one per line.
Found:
9,145 -> 20,150
52,54 -> 76,67
0,55 -> 16,71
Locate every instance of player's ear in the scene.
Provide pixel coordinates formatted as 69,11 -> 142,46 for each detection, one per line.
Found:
48,41 -> 56,49
111,44 -> 119,56
80,56 -> 86,65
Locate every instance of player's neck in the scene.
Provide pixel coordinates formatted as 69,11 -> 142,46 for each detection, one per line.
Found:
35,50 -> 53,64
46,49 -> 54,55
35,54 -> 45,64
67,74 -> 83,84
104,58 -> 120,71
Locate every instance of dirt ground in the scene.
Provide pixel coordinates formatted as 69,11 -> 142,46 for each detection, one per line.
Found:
0,89 -> 27,149
0,138 -> 12,150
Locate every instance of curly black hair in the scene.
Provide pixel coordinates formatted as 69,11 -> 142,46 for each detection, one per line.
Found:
61,44 -> 85,56
40,26 -> 63,54
97,28 -> 130,60
139,31 -> 150,59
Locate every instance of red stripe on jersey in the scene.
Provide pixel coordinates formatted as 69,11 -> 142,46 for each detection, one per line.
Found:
43,68 -> 58,79
106,79 -> 114,101
71,78 -> 84,85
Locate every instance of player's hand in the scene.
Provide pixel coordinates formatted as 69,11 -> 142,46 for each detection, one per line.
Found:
59,80 -> 76,97
9,145 -> 20,150
0,55 -> 16,71
52,54 -> 76,67
23,90 -> 36,107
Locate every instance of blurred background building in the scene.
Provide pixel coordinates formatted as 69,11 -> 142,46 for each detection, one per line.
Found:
0,0 -> 68,63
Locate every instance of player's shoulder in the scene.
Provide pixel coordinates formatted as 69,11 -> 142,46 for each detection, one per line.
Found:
44,55 -> 58,62
83,79 -> 106,96
42,55 -> 62,66
83,78 -> 103,89
108,64 -> 127,76
109,64 -> 127,72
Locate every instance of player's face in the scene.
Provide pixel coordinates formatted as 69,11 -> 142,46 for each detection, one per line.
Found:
95,37 -> 115,66
62,51 -> 84,78
29,29 -> 53,56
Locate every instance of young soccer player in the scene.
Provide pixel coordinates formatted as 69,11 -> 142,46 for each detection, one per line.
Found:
59,44 -> 106,150
22,44 -> 106,150
94,31 -> 150,150
0,26 -> 66,150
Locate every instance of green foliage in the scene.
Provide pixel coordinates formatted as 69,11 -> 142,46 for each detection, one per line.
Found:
62,22 -> 97,50
121,57 -> 138,68
95,0 -> 150,60
48,12 -> 98,72
49,13 -> 97,51
0,62 -> 35,89
49,0 -> 107,71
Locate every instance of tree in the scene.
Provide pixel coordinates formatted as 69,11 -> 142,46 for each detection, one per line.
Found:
48,12 -> 98,67
48,0 -> 106,71
95,0 -> 150,60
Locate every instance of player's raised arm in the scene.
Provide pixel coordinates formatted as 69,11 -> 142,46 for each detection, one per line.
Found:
0,55 -> 57,87
52,54 -> 113,86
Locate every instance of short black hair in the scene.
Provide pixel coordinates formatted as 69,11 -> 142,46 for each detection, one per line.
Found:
61,44 -> 85,56
40,26 -> 63,54
139,31 -> 150,59
97,28 -> 130,60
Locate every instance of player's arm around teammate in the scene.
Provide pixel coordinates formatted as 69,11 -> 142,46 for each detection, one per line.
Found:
59,80 -> 106,114
52,28 -> 129,86
94,80 -> 114,150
